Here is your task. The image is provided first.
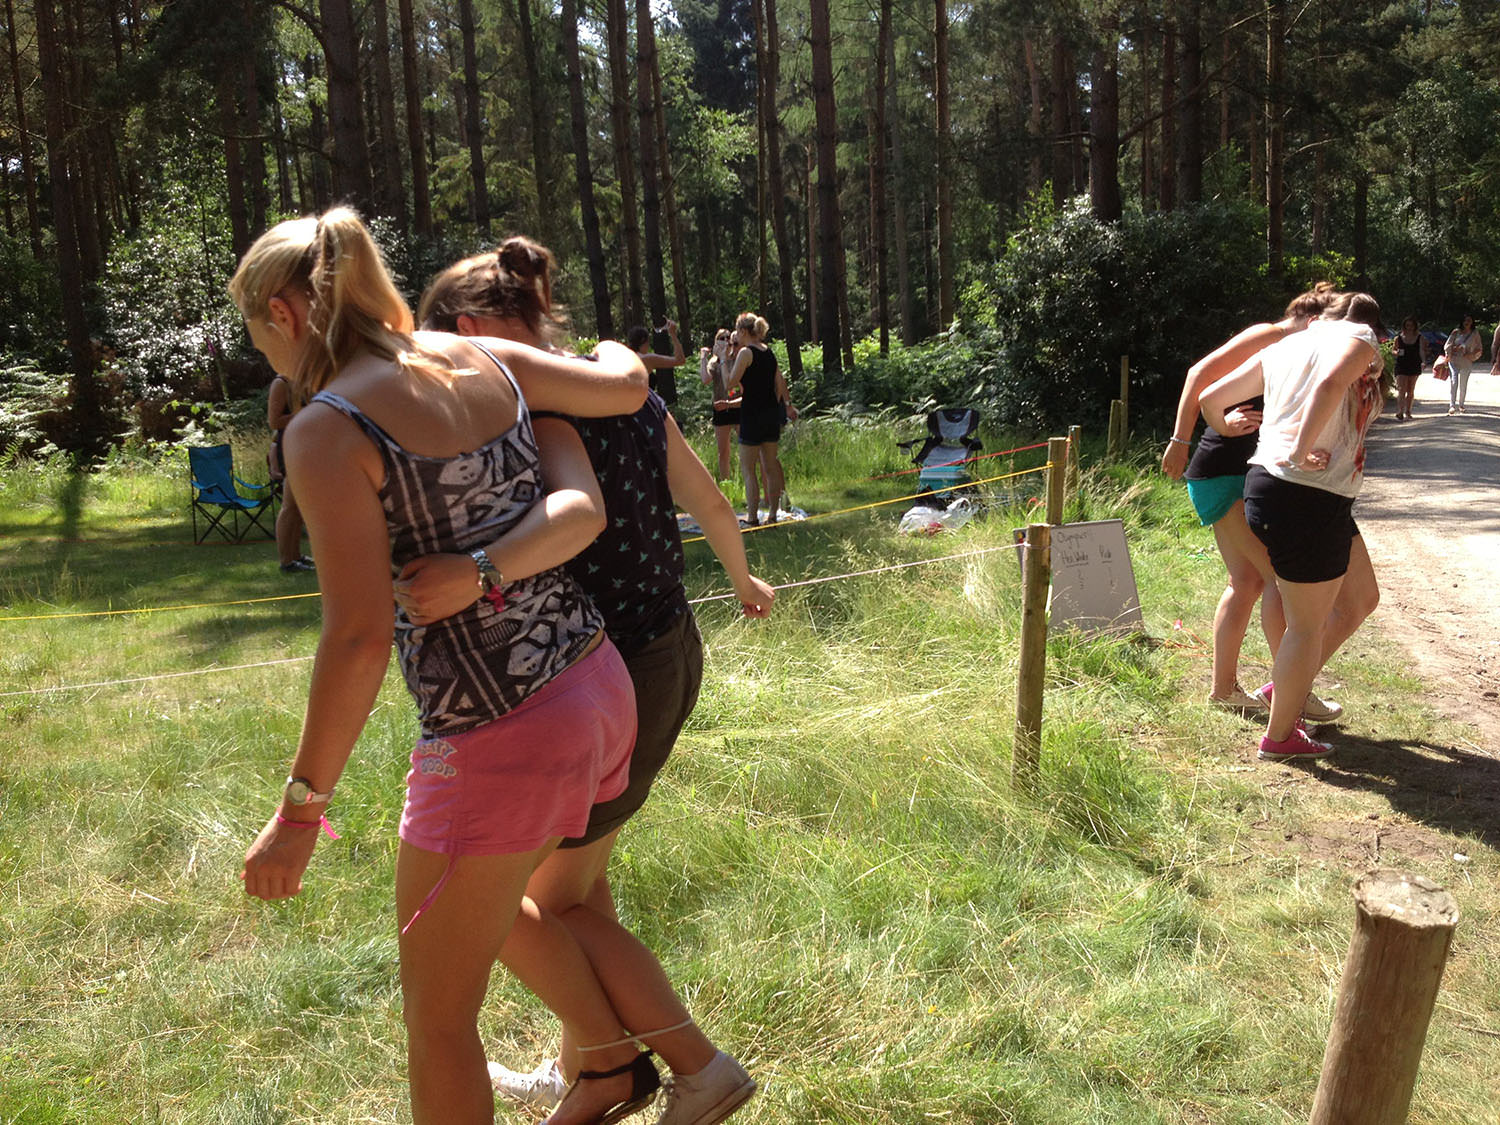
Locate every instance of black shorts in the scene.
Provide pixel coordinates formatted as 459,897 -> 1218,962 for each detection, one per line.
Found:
560,609 -> 704,847
712,404 -> 741,427
738,409 -> 782,446
1243,466 -> 1359,584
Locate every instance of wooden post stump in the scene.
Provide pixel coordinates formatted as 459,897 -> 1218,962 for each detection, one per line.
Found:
1066,424 -> 1081,516
1310,870 -> 1459,1125
1119,355 -> 1129,432
1045,436 -> 1067,526
1106,399 -> 1124,461
1012,522 -> 1050,791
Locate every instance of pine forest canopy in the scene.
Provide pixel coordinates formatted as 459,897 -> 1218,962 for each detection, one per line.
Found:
3,0 -> 1500,455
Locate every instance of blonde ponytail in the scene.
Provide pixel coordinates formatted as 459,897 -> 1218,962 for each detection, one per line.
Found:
229,207 -> 451,403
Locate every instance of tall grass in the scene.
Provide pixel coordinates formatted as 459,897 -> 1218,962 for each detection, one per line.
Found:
1,424 -> 1495,1124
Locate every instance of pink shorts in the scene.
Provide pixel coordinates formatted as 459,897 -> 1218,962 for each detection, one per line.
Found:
399,638 -> 637,856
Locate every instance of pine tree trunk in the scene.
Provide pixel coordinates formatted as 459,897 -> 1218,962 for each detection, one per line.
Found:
319,0 -> 374,214
809,0 -> 842,376
371,0 -> 406,228
4,0 -> 42,255
1175,0 -> 1202,204
650,29 -> 689,339
607,0 -> 644,328
221,68 -> 251,258
1266,0 -> 1285,278
761,0 -> 801,373
456,0 -> 489,234
305,54 -> 333,209
805,144 -> 817,343
889,27 -> 914,346
1140,9 -> 1154,209
561,0 -> 613,337
933,0 -> 954,330
514,0 -> 553,239
1022,37 -> 1044,196
1090,14 -> 1122,222
1159,17 -> 1176,211
871,0 -> 891,355
397,0 -> 431,233
1049,35 -> 1069,208
35,0 -> 99,451
635,0 -> 667,326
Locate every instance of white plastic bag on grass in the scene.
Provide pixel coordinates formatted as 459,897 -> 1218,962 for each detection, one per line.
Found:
899,497 -> 976,535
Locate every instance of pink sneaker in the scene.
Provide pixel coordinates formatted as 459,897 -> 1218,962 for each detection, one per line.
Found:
1258,727 -> 1334,761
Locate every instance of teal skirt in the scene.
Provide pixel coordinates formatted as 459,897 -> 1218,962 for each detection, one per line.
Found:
1185,474 -> 1247,527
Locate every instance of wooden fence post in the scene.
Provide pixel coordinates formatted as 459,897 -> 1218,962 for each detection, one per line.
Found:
1012,522 -> 1050,791
1066,424 -> 1081,517
1106,399 -> 1124,461
1119,354 -> 1129,435
1310,870 -> 1459,1125
1045,436 -> 1067,526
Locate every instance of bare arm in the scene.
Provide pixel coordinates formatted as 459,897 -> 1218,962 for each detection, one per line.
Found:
1198,355 -> 1267,436
723,348 -> 752,398
267,377 -> 292,431
663,413 -> 774,617
392,419 -> 606,625
1285,339 -> 1379,467
774,367 -> 799,421
242,406 -> 396,900
1163,321 -> 1281,479
460,335 -> 647,417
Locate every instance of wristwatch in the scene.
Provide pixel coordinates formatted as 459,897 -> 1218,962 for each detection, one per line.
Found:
284,776 -> 333,805
470,548 -> 503,594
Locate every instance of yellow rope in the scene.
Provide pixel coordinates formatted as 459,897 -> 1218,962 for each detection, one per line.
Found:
0,592 -> 321,623
681,462 -> 1052,544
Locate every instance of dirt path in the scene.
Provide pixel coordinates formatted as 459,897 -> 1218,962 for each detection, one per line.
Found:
1356,368 -> 1500,754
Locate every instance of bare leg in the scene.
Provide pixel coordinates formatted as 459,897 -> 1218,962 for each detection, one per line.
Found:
397,842 -> 637,1125
714,425 -> 733,480
501,834 -> 717,1081
1265,574 -> 1344,742
1320,535 -> 1379,663
276,484 -> 305,566
758,442 -> 784,522
1208,501 -> 1269,698
739,442 -> 760,524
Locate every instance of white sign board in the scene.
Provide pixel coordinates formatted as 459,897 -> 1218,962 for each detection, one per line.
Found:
1015,519 -> 1145,635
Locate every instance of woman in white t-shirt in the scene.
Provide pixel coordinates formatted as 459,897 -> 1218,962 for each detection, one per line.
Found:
1199,293 -> 1384,763
1444,314 -> 1483,414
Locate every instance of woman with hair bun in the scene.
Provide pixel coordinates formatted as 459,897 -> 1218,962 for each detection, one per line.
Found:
232,208 -> 665,1125
723,312 -> 797,525
1161,284 -> 1343,720
1200,292 -> 1385,762
411,236 -> 770,1125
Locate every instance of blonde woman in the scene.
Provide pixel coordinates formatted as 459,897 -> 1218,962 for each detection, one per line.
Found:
723,312 -> 797,525
1444,314 -> 1483,414
232,208 -> 664,1125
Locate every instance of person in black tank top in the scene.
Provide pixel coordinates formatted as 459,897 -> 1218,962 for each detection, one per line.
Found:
723,311 -> 797,525
1391,315 -> 1426,420
1159,285 -> 1346,724
405,237 -> 769,1122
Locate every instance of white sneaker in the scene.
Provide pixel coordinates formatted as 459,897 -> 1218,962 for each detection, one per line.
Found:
655,1051 -> 756,1125
489,1057 -> 567,1111
1302,690 -> 1344,722
1209,683 -> 1268,713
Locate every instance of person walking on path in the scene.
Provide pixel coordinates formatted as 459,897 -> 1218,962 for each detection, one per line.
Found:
1200,292 -> 1386,762
1391,316 -> 1427,421
411,237 -> 773,1125
629,320 -> 687,407
1445,315 -> 1483,414
232,208 -> 670,1125
1161,286 -> 1344,720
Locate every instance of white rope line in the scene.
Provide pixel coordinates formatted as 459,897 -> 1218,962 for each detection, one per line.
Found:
687,541 -> 1025,603
3,542 -> 1027,699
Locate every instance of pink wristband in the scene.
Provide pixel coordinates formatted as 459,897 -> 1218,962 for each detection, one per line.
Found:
276,813 -> 341,840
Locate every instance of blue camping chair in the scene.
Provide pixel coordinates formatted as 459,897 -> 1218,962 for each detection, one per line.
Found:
188,444 -> 278,544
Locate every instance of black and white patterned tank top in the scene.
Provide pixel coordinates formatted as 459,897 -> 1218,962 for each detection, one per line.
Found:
310,352 -> 602,737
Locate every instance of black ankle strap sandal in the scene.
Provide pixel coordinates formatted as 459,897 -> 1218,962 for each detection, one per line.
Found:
559,1050 -> 661,1125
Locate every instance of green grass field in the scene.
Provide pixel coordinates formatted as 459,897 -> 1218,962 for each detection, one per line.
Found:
2,418 -> 1496,1124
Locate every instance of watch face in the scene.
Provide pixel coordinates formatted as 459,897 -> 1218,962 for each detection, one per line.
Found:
286,779 -> 313,804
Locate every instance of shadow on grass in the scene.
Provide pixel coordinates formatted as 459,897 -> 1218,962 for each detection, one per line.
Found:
1311,732 -> 1500,851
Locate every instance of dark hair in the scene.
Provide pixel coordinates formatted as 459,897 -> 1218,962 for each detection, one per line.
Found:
416,235 -> 564,341
1284,281 -> 1337,321
625,325 -> 650,351
1461,313 -> 1476,331
1322,291 -> 1382,334
1401,316 -> 1418,332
